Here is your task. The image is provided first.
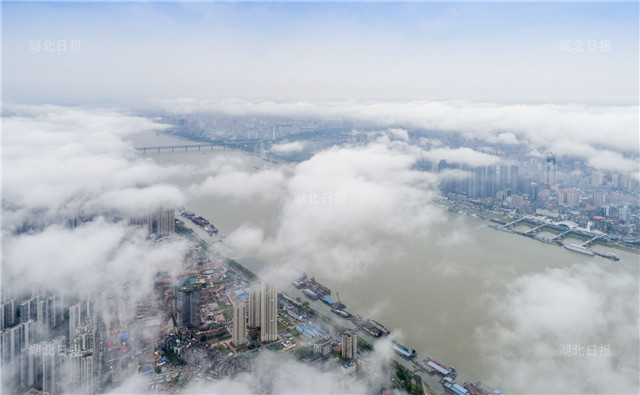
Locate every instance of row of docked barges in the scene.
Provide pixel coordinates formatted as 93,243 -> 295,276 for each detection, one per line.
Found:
178,207 -> 219,236
292,273 -> 502,395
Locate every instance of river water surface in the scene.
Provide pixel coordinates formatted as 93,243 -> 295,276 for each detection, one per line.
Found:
130,132 -> 639,393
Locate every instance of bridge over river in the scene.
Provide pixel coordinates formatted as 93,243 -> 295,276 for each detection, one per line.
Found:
136,144 -> 217,153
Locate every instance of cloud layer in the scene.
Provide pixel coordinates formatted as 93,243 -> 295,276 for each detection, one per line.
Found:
270,141 -> 305,154
156,98 -> 639,176
474,263 -> 639,394
2,105 -> 186,231
213,134 -> 443,282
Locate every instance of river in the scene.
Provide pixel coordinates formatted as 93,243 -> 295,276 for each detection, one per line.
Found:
130,131 -> 639,393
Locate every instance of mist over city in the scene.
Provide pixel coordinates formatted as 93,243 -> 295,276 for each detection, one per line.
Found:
1,2 -> 638,395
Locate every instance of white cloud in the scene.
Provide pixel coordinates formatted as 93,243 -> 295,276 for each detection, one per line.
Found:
90,184 -> 185,217
187,167 -> 287,201
225,224 -> 265,253
423,147 -> 500,167
227,139 -> 444,282
1,105 -> 190,393
270,141 -> 305,154
2,105 -> 186,229
496,132 -> 519,145
3,219 -> 187,301
155,99 -> 639,174
388,128 -> 409,141
474,263 -> 639,394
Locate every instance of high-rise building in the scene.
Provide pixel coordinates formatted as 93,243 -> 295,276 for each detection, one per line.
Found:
67,352 -> 95,394
529,182 -> 539,202
175,288 -> 200,328
68,304 -> 82,346
41,337 -> 66,395
313,339 -> 333,356
23,320 -> 36,351
248,284 -> 261,329
19,298 -> 37,323
437,160 -> 449,173
593,190 -> 606,207
260,282 -> 278,342
20,346 -> 36,388
232,300 -> 247,346
469,167 -> 484,198
509,165 -> 519,193
545,153 -> 557,186
2,299 -> 17,330
189,291 -> 200,328
485,166 -> 496,198
36,298 -> 50,335
341,332 -> 358,360
0,303 -> 6,331
612,174 -> 620,188
499,165 -> 508,190
510,195 -> 524,210
80,354 -> 95,395
619,206 -> 631,223
131,208 -> 175,236
591,171 -> 603,187
1,324 -> 23,363
559,188 -> 580,206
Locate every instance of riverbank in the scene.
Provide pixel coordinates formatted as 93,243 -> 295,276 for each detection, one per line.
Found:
176,210 -> 501,395
436,196 -> 639,256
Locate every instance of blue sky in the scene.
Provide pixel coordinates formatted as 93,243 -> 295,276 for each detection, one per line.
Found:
2,1 -> 638,105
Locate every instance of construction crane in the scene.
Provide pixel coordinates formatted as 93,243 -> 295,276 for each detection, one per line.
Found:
334,292 -> 346,310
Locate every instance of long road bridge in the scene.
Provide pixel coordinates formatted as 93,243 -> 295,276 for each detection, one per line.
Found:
135,144 -> 217,154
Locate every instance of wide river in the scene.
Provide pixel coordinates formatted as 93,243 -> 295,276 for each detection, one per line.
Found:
130,132 -> 639,393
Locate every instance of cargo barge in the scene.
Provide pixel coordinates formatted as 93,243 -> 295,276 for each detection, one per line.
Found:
392,342 -> 416,359
564,243 -> 595,256
331,308 -> 351,318
423,357 -> 457,378
302,288 -> 318,300
349,315 -> 390,337
178,207 -> 219,236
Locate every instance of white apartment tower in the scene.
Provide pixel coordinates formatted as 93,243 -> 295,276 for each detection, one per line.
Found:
232,300 -> 247,346
260,282 -> 278,342
341,332 -> 358,360
248,283 -> 261,329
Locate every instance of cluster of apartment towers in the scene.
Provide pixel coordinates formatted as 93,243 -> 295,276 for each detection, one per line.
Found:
230,282 -> 359,363
231,282 -> 278,346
